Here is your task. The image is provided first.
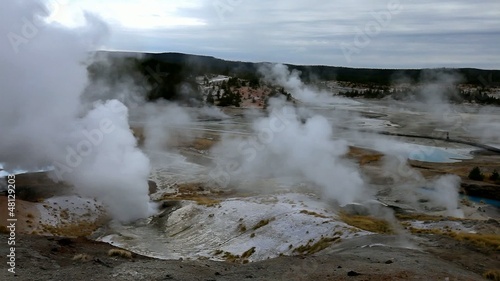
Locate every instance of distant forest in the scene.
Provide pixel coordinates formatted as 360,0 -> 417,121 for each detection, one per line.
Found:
89,51 -> 500,103
339,87 -> 500,106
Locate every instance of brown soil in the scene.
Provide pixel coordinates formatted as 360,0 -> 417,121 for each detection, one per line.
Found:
0,232 -> 493,281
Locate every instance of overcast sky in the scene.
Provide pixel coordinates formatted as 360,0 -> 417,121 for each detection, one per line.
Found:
50,0 -> 500,69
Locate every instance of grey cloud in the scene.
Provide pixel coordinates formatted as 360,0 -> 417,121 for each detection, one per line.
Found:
103,0 -> 500,68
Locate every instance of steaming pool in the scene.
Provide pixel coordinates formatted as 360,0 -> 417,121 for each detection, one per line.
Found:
365,141 -> 474,163
407,144 -> 473,163
461,195 -> 500,208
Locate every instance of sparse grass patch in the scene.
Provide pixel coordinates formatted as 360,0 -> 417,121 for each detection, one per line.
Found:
161,193 -> 220,207
177,182 -> 205,193
408,227 -> 500,251
395,213 -> 450,222
483,269 -> 500,281
222,251 -> 239,263
189,196 -> 220,206
221,247 -> 255,263
72,253 -> 92,262
340,212 -> 393,234
108,249 -> 133,259
40,221 -> 100,237
300,210 -> 329,218
60,209 -> 69,220
238,223 -> 247,232
359,154 -> 383,165
160,183 -> 221,207
408,227 -> 443,235
192,138 -> 218,150
347,146 -> 383,165
241,247 -> 255,259
448,232 -> 500,251
293,237 -> 341,255
252,218 -> 274,230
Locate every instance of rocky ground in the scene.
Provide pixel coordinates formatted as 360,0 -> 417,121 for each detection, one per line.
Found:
1,232 -> 497,281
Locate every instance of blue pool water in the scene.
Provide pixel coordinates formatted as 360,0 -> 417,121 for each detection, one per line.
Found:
408,145 -> 471,163
460,195 -> 500,208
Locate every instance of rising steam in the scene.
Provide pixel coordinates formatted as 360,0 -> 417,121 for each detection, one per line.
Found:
259,63 -> 358,105
210,63 -> 467,216
0,1 -> 155,222
210,98 -> 369,206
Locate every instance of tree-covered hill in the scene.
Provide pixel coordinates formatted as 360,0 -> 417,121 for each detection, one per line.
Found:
89,51 -> 500,103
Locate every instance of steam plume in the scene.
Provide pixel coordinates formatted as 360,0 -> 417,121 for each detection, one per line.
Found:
0,0 -> 155,222
210,97 -> 368,205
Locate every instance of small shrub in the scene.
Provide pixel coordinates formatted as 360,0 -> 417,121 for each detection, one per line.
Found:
221,248 -> 256,263
108,249 -> 132,259
238,223 -> 247,232
483,269 -> 500,281
222,251 -> 240,263
490,170 -> 499,181
252,218 -> 274,230
241,247 -> 255,259
468,167 -> 484,181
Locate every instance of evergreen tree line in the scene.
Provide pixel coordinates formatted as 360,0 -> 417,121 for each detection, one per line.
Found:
88,52 -> 500,105
206,79 -> 242,107
339,88 -> 500,105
